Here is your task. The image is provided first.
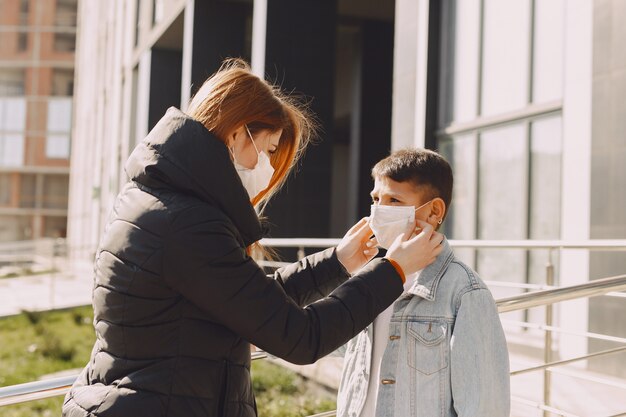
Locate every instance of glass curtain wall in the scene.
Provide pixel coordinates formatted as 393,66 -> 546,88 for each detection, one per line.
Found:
436,0 -> 565,322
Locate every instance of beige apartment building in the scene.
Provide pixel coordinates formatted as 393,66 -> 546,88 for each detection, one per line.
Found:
0,0 -> 77,242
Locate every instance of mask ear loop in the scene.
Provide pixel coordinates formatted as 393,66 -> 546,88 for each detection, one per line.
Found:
245,125 -> 261,155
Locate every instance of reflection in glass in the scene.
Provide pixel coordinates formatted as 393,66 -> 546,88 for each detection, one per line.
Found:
481,0 -> 530,116
438,0 -> 481,126
477,123 -> 527,311
439,133 -> 477,267
533,0 -> 564,103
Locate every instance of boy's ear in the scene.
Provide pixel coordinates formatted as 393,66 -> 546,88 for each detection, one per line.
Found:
430,197 -> 446,225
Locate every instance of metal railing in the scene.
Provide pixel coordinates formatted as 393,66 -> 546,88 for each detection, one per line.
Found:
1,239 -> 625,417
1,274 -> 624,413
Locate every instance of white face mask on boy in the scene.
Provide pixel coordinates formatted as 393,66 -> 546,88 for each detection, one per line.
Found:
369,200 -> 432,249
231,125 -> 275,199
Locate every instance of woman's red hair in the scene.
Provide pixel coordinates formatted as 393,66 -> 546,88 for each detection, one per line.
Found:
186,58 -> 316,212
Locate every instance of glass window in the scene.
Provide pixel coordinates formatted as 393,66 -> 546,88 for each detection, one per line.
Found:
533,0 -> 564,103
18,31 -> 28,51
0,173 -> 11,206
530,116 -> 562,240
20,0 -> 30,25
0,69 -> 25,96
439,0 -> 481,125
478,123 -> 527,238
46,134 -> 70,159
528,116 -> 562,285
0,98 -> 27,132
52,69 -> 74,96
477,123 -> 528,305
54,31 -> 76,52
42,175 -> 69,209
47,98 -> 72,133
439,133 -> 478,267
55,0 -> 78,27
0,134 -> 25,166
19,174 -> 36,208
46,98 -> 72,159
481,0 -> 531,116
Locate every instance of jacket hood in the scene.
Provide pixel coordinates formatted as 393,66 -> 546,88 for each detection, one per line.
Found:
125,106 -> 264,246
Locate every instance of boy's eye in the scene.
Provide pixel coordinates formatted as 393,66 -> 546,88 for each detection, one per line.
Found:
390,198 -> 400,203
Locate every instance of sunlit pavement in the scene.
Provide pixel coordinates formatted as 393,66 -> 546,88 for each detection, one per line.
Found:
0,266 -> 93,317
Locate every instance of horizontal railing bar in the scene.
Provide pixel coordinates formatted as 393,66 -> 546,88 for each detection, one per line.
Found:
511,395 -> 581,417
496,275 -> 626,313
0,352 -> 268,407
259,238 -> 626,250
306,411 -> 336,417
607,291 -> 626,299
484,280 -> 554,290
510,346 -> 626,375
449,239 -> 626,250
0,375 -> 75,407
548,366 -> 626,391
1,271 -> 625,408
502,320 -> 626,345
260,238 -> 340,248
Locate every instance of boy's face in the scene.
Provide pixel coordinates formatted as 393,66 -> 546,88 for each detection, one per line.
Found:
371,175 -> 445,228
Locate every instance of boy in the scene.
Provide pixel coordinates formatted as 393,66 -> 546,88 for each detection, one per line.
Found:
336,148 -> 510,417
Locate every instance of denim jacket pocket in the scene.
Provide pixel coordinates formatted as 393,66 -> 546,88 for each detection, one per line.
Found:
407,321 -> 449,375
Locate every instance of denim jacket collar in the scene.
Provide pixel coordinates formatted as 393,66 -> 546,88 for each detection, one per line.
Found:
405,237 -> 454,301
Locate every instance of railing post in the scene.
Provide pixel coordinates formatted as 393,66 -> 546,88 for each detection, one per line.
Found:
543,249 -> 555,417
297,246 -> 305,260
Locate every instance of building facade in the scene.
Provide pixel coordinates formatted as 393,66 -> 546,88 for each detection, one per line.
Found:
68,0 -> 626,410
0,0 -> 77,242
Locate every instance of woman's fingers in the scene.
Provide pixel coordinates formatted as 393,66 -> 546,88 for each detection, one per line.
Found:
413,220 -> 434,241
346,217 -> 370,237
364,237 -> 379,256
431,231 -> 444,247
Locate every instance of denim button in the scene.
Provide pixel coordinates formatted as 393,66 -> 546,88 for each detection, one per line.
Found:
381,379 -> 395,385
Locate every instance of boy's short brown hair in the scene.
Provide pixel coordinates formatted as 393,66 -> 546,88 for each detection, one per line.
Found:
371,148 -> 453,221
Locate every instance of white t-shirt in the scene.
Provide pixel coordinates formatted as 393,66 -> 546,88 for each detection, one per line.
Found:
359,271 -> 421,417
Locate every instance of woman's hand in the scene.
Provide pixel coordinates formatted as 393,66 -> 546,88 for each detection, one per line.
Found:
385,220 -> 444,276
336,217 -> 379,275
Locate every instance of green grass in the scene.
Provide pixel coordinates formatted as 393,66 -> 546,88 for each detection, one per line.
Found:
0,306 -> 95,417
0,306 -> 336,417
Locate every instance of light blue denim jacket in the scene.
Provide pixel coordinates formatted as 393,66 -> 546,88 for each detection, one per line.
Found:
336,238 -> 510,417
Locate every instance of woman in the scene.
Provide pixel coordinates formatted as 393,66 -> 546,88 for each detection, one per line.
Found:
62,59 -> 442,417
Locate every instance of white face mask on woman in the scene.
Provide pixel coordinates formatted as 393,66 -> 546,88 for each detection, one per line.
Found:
231,125 -> 275,199
369,200 -> 432,249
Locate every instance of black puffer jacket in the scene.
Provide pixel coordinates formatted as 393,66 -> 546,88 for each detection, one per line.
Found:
62,107 -> 403,417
